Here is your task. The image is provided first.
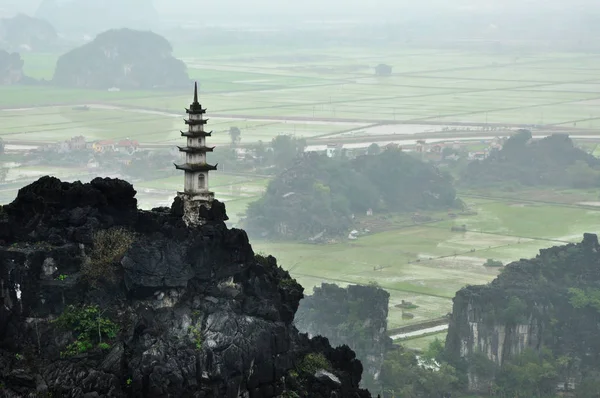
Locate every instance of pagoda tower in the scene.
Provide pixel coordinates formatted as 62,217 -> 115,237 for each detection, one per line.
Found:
174,82 -> 218,226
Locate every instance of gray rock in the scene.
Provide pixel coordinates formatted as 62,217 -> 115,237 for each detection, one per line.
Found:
315,369 -> 342,387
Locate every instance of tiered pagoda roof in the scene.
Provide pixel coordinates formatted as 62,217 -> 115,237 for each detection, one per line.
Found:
180,130 -> 212,138
174,163 -> 218,172
177,146 -> 215,154
174,82 -> 218,173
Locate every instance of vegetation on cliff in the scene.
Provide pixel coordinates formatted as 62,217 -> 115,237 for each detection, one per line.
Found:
462,130 -> 600,188
0,176 -> 371,397
445,233 -> 600,397
245,148 -> 457,239
295,283 -> 392,392
52,29 -> 190,89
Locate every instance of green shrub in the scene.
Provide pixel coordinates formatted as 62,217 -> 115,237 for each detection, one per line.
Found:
53,305 -> 119,357
484,259 -> 503,267
188,325 -> 203,349
82,227 -> 135,283
298,352 -> 331,375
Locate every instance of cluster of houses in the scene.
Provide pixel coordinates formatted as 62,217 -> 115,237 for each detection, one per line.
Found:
307,136 -> 507,162
38,136 -> 140,155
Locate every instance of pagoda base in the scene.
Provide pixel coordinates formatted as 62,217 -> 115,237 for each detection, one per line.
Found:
177,191 -> 215,227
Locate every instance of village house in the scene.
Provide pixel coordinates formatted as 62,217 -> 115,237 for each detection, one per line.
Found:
115,139 -> 139,155
326,143 -> 341,158
468,151 -> 488,160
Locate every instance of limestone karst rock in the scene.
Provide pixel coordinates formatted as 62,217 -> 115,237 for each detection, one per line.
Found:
0,13 -> 58,52
0,50 -> 23,85
445,233 -> 600,393
294,283 -> 393,392
0,176 -> 371,398
52,29 -> 190,90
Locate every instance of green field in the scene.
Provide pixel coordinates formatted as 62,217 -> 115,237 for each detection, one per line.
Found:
5,45 -> 600,332
5,47 -> 600,147
252,191 -> 600,329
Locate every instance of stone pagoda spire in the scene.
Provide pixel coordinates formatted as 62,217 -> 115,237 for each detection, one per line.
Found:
174,82 -> 218,226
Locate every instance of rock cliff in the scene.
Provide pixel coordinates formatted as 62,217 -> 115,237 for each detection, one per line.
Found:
294,283 -> 392,393
52,29 -> 190,90
0,13 -> 58,52
445,233 -> 600,393
0,176 -> 371,398
0,50 -> 23,85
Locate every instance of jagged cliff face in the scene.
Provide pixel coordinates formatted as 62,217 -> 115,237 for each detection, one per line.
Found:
0,176 -> 371,398
0,50 -> 23,85
445,233 -> 600,393
294,283 -> 392,393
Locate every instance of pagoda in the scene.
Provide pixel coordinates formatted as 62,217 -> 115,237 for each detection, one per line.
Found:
174,82 -> 218,226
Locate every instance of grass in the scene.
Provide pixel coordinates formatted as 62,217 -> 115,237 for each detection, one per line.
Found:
0,106 -> 361,145
4,48 -> 600,128
252,188 -> 600,328
7,45 -> 600,330
400,332 -> 447,352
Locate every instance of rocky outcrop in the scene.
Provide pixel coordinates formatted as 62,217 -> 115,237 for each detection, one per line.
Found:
52,29 -> 190,90
0,50 -> 23,85
0,13 -> 58,52
445,233 -> 600,393
0,176 -> 371,398
462,130 -> 600,187
294,283 -> 392,393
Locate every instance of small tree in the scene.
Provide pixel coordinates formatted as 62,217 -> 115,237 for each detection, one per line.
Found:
484,259 -> 503,267
229,126 -> 241,145
367,143 -> 381,156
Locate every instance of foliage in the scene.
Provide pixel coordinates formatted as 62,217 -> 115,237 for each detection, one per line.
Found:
270,134 -> 307,170
297,353 -> 331,375
188,325 -> 203,349
576,371 -> 600,398
53,305 -> 119,357
462,131 -> 600,188
228,126 -> 241,145
447,235 -> 600,396
246,148 -> 456,239
367,143 -> 381,155
82,227 -> 135,283
568,287 -> 600,312
493,348 -> 560,397
294,283 -> 390,392
121,151 -> 177,180
381,345 -> 459,398
484,259 -> 503,267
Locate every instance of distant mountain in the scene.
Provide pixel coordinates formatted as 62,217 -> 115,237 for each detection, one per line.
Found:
52,29 -> 190,90
36,0 -> 159,35
461,130 -> 600,188
0,13 -> 58,52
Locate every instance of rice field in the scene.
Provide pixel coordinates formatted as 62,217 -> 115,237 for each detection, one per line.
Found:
252,193 -> 600,329
5,45 -> 600,331
5,46 -> 600,147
